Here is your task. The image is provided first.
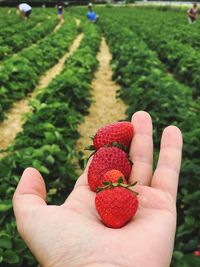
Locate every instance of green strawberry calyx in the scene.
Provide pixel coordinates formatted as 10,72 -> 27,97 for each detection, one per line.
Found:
85,140 -> 128,153
96,178 -> 139,196
108,142 -> 128,153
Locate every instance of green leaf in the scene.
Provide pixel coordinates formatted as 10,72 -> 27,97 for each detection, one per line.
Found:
0,200 -> 12,212
32,160 -> 49,174
3,250 -> 20,264
118,177 -> 123,183
173,251 -> 184,261
32,159 -> 41,170
0,235 -> 12,249
185,215 -> 195,226
179,254 -> 200,266
48,188 -> 57,195
44,132 -> 55,142
39,166 -> 50,175
14,239 -> 26,253
0,248 -> 3,257
46,155 -> 55,164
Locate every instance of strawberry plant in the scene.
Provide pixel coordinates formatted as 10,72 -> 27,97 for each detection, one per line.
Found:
0,19 -> 100,266
0,15 -> 78,122
97,10 -> 200,266
0,8 -> 57,60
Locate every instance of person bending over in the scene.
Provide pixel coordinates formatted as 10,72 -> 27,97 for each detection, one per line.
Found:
87,2 -> 99,23
17,3 -> 32,19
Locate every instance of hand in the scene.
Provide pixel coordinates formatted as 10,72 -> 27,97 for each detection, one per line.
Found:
13,111 -> 182,267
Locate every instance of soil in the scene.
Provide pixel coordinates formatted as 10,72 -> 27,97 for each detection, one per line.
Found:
0,23 -> 83,154
53,17 -> 64,32
75,37 -> 127,158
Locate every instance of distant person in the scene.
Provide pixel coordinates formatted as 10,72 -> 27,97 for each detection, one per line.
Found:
187,3 -> 198,24
88,2 -> 93,8
87,2 -> 99,23
56,1 -> 64,20
17,3 -> 32,19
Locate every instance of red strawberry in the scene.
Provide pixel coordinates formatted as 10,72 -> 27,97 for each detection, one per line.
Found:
193,251 -> 200,256
88,146 -> 132,191
95,183 -> 138,228
93,121 -> 134,151
102,169 -> 127,185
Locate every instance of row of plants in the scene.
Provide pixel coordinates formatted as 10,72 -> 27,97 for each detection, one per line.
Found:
98,12 -> 200,267
0,10 -> 58,61
144,7 -> 200,50
0,8 -> 27,29
0,8 -> 55,39
110,7 -> 200,97
0,20 -> 100,266
0,14 -> 78,122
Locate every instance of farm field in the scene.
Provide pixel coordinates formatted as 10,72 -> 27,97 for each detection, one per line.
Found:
0,5 -> 199,267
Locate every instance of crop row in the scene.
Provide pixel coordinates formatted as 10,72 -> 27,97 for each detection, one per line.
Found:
0,8 -> 56,30
97,7 -> 200,97
0,15 -> 77,122
133,7 -> 200,50
110,8 -> 200,97
0,20 -> 100,266
0,13 -> 58,61
0,8 -> 27,29
0,9 -> 55,38
99,13 -> 200,267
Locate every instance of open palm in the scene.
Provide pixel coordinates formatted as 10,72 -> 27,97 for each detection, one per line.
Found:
13,111 -> 182,267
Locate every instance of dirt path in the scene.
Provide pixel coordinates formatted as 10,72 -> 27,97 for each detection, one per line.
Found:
53,18 -> 64,32
0,28 -> 83,153
76,37 -> 127,158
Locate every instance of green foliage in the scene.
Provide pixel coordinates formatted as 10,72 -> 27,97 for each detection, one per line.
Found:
98,8 -> 200,267
125,0 -> 135,3
0,8 -> 57,60
0,14 -> 78,122
1,6 -> 200,267
0,18 -> 100,266
111,7 -> 200,98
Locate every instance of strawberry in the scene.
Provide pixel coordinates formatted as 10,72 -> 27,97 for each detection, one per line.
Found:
88,146 -> 132,191
102,169 -> 127,185
89,121 -> 134,152
193,251 -> 200,256
95,181 -> 138,228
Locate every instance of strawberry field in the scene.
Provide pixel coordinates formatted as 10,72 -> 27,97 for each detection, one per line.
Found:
0,5 -> 200,267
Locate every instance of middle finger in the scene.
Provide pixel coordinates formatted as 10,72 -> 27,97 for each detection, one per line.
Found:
129,111 -> 153,186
